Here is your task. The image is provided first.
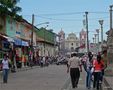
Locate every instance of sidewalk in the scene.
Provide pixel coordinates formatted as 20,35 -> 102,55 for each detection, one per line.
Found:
103,67 -> 113,90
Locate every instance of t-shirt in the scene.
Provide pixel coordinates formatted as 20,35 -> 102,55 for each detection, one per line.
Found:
68,56 -> 81,68
2,59 -> 9,69
93,60 -> 104,72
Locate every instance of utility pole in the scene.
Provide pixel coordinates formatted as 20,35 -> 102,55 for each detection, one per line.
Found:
31,14 -> 34,63
85,12 -> 89,53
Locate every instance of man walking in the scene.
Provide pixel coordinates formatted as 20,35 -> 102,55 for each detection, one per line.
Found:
67,53 -> 82,89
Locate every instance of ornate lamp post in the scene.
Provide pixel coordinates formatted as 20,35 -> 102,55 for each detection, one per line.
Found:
99,20 -> 104,51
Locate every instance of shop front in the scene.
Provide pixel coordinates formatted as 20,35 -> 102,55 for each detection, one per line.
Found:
14,38 -> 29,68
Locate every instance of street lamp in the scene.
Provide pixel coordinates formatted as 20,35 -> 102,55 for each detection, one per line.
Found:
92,37 -> 95,43
96,29 -> 100,52
99,20 -> 104,50
94,33 -> 98,53
35,22 -> 49,27
110,5 -> 113,30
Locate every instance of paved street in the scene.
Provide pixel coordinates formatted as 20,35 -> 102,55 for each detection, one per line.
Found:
0,65 -> 69,90
0,65 -> 111,90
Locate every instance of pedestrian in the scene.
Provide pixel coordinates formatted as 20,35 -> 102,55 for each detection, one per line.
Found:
85,56 -> 93,89
93,55 -> 104,90
2,54 -> 10,83
88,52 -> 93,62
67,53 -> 82,89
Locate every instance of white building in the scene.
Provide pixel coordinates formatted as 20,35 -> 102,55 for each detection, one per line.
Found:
65,33 -> 79,53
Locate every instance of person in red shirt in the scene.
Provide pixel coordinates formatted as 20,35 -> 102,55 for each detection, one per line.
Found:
93,55 -> 104,90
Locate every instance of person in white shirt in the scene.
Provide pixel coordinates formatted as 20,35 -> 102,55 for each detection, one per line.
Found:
67,53 -> 82,89
2,54 -> 9,83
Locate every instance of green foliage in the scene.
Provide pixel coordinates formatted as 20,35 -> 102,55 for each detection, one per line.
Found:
0,0 -> 22,20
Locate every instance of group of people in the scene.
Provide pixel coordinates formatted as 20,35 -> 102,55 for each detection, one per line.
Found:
67,50 -> 107,90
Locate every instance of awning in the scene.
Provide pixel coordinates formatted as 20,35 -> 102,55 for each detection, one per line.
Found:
14,38 -> 29,46
14,38 -> 22,46
22,41 -> 29,46
0,34 -> 14,42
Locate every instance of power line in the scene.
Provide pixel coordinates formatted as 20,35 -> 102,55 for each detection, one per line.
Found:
35,15 -> 109,22
22,11 -> 109,17
37,11 -> 108,16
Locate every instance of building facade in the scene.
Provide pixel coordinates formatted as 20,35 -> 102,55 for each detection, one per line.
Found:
65,33 -> 79,53
36,27 -> 57,57
79,29 -> 87,53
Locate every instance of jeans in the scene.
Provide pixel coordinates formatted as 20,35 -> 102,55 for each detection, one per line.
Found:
3,69 -> 9,83
86,68 -> 92,88
93,72 -> 102,89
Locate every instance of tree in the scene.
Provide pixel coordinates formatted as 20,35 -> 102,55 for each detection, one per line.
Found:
0,0 -> 22,20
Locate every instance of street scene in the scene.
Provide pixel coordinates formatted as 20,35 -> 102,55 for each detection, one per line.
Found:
0,0 -> 113,90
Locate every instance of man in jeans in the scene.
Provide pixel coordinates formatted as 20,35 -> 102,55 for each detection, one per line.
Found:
67,53 -> 82,89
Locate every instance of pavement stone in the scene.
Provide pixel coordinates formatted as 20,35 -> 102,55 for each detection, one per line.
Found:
103,69 -> 113,90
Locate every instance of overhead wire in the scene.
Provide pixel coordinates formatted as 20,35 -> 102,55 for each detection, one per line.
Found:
21,11 -> 109,22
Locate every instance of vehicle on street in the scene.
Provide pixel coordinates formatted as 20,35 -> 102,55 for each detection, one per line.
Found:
56,58 -> 68,65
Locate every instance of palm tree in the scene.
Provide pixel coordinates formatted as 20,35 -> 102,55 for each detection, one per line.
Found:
0,0 -> 22,20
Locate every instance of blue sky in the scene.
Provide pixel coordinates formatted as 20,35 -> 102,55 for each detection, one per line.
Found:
18,0 -> 113,42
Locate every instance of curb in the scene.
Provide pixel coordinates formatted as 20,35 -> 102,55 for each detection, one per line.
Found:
16,66 -> 40,72
0,66 -> 40,74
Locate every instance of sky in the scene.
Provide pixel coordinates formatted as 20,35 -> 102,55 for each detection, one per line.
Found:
18,0 -> 113,42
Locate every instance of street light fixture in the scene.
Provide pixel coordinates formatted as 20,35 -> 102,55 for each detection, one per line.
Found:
110,5 -> 113,30
96,29 -> 100,52
35,22 -> 49,27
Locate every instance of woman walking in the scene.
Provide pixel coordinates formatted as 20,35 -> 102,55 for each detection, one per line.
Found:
93,55 -> 104,90
2,54 -> 10,83
86,58 -> 93,89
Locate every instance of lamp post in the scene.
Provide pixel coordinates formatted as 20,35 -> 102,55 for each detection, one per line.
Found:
92,37 -> 95,43
99,20 -> 104,51
94,34 -> 98,53
110,5 -> 113,30
96,29 -> 100,52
